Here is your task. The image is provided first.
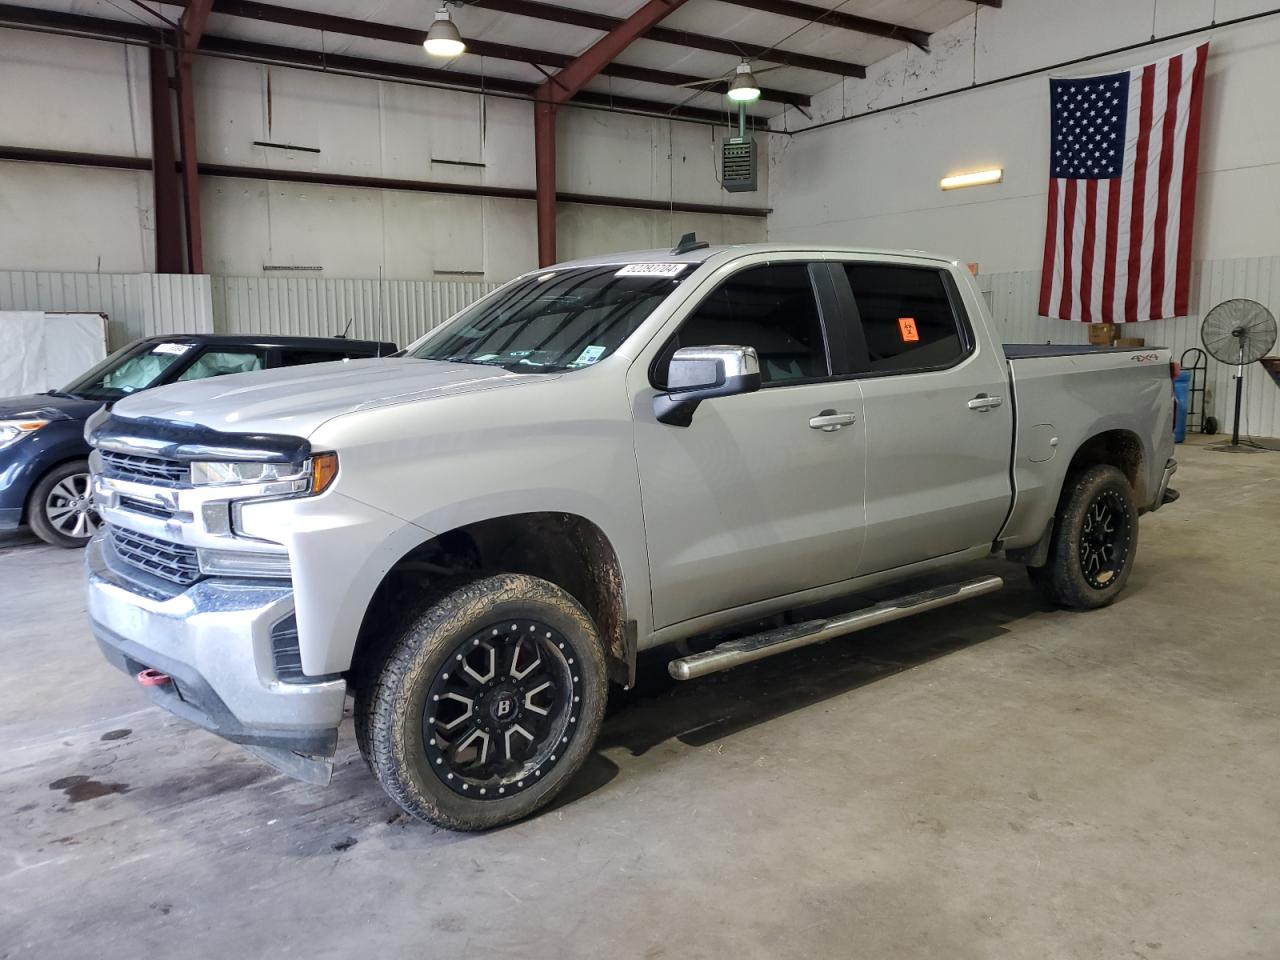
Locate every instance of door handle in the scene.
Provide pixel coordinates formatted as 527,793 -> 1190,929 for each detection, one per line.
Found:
809,410 -> 857,432
967,394 -> 1004,411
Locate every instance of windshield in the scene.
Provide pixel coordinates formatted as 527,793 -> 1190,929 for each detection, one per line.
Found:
410,264 -> 690,371
61,340 -> 195,402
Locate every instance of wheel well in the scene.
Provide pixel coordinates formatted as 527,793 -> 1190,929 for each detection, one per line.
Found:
351,512 -> 631,686
1066,430 -> 1146,503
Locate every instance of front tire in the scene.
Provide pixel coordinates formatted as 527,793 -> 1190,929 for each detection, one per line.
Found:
1027,464 -> 1138,610
355,574 -> 609,831
28,460 -> 101,548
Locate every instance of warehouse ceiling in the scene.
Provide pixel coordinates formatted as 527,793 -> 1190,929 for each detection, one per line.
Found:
9,0 -> 994,119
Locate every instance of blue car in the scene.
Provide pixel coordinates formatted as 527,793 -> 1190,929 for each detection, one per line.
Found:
0,334 -> 395,547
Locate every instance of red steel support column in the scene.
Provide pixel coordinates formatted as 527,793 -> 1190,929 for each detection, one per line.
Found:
532,0 -> 689,266
176,0 -> 214,273
148,48 -> 184,273
534,102 -> 557,268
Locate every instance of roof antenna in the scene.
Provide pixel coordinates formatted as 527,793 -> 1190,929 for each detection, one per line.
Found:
337,317 -> 354,339
672,232 -> 709,255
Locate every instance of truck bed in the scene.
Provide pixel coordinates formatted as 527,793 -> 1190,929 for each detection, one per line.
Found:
1002,343 -> 1163,359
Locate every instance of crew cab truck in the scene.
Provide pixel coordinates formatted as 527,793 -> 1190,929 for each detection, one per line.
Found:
84,243 -> 1179,830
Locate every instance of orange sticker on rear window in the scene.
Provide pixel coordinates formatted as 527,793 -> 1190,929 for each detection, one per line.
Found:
898,317 -> 920,342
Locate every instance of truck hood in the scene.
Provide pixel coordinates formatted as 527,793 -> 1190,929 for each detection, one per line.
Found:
110,357 -> 560,437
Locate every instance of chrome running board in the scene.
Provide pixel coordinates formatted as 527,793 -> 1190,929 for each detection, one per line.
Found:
667,575 -> 1005,681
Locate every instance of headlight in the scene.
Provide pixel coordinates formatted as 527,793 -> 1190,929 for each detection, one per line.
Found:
189,452 -> 339,494
0,419 -> 49,449
197,547 -> 292,578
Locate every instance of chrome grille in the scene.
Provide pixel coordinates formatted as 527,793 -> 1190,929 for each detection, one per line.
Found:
109,525 -> 201,585
100,450 -> 189,487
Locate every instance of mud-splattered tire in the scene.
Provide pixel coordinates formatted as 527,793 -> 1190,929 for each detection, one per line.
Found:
1028,464 -> 1138,610
354,574 -> 608,831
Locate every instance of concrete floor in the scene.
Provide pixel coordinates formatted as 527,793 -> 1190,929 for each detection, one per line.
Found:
2,436 -> 1277,960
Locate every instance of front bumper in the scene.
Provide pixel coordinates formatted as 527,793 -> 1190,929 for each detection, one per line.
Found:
0,507 -> 19,530
86,533 -> 346,780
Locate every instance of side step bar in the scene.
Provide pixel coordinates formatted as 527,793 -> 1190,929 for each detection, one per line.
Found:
668,575 -> 1004,681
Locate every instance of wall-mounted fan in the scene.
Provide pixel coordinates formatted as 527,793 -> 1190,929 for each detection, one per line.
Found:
1200,298 -> 1278,446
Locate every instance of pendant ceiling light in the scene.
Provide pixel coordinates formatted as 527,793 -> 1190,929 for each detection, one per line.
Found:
424,6 -> 466,58
726,61 -> 761,103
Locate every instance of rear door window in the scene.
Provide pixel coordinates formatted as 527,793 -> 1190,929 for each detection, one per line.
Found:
655,262 -> 829,387
838,264 -> 971,374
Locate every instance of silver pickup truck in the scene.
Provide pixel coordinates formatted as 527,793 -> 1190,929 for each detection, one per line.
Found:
83,242 -> 1179,830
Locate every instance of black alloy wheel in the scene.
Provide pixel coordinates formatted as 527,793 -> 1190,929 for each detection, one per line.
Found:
423,620 -> 580,799
1078,488 -> 1133,589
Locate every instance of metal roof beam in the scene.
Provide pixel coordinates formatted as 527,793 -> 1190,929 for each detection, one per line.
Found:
465,0 -> 867,77
207,0 -> 809,106
0,6 -> 746,124
714,0 -> 931,51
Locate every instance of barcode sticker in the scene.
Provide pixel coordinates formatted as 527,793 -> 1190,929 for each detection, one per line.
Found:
151,342 -> 193,355
615,263 -> 688,278
898,317 -> 920,343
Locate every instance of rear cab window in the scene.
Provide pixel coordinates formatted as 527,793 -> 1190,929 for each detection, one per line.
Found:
832,263 -> 973,375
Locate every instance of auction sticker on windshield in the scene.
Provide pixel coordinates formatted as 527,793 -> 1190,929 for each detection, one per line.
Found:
572,345 -> 607,366
615,263 -> 688,278
151,342 -> 193,355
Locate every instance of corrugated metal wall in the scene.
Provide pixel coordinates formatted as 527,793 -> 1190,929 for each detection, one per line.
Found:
976,257 -> 1280,438
212,276 -> 498,349
0,271 -> 495,355
0,271 -> 214,349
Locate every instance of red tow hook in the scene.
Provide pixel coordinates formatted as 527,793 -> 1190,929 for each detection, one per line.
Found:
137,668 -> 171,687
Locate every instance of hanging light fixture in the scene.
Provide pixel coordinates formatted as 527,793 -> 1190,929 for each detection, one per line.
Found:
726,61 -> 761,103
424,5 -> 466,58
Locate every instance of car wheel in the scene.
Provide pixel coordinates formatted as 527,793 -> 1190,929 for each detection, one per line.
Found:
28,460 -> 101,548
1026,464 -> 1138,610
355,573 -> 608,830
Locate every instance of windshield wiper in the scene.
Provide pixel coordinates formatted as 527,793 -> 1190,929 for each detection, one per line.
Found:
44,389 -> 83,400
425,355 -> 506,366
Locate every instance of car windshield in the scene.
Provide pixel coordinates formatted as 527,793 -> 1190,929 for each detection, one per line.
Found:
409,264 -> 690,371
60,340 -> 195,402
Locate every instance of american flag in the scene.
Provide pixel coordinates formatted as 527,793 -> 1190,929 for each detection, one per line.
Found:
1038,44 -> 1209,323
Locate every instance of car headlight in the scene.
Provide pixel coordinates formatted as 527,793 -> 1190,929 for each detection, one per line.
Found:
0,419 -> 49,449
189,452 -> 339,494
197,547 -> 292,578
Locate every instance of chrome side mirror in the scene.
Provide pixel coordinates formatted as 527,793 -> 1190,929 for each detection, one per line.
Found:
653,345 -> 761,427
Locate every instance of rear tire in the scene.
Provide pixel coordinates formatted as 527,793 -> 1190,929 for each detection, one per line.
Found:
1027,464 -> 1138,610
28,460 -> 101,548
354,573 -> 608,831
